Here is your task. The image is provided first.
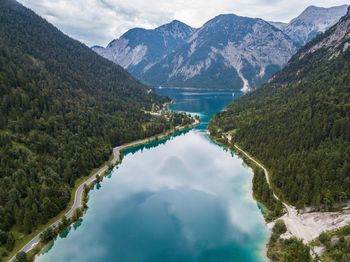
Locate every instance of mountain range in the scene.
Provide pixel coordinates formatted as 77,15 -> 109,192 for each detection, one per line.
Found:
209,6 -> 350,260
92,20 -> 195,80
93,4 -> 348,91
271,4 -> 349,46
210,5 -> 350,212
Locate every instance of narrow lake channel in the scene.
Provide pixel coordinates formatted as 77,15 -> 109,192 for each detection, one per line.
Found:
36,88 -> 268,262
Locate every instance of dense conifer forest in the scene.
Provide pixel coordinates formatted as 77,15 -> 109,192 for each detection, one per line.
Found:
210,8 -> 350,210
0,0 -> 193,256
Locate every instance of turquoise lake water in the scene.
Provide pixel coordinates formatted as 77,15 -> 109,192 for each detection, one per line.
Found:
36,88 -> 268,262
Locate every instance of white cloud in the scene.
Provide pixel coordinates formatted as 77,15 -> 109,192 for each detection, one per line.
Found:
17,0 -> 349,47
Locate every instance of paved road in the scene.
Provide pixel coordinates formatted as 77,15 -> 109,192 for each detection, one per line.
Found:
10,146 -> 123,261
10,122 -> 198,261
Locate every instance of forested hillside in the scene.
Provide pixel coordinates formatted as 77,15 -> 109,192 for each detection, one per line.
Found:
0,0 -> 192,257
210,7 -> 350,210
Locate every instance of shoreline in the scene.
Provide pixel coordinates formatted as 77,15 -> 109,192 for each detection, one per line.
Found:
9,119 -> 199,261
210,133 -> 350,259
207,136 -> 271,261
233,143 -> 350,243
14,118 -> 346,261
226,139 -> 350,259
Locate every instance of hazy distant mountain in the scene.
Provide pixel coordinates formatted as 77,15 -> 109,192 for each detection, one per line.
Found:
93,5 -> 348,91
142,14 -> 296,91
274,5 -> 349,46
270,5 -> 350,86
92,20 -> 195,79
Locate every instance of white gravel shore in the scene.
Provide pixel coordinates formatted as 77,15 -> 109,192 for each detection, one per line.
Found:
281,206 -> 350,243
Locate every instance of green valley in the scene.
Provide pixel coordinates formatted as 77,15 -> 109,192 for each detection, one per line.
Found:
210,7 -> 350,211
0,0 -> 193,258
210,6 -> 350,261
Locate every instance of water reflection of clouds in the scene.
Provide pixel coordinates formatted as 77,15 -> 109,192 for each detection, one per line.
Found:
88,131 -> 266,240
107,132 -> 265,236
37,89 -> 268,262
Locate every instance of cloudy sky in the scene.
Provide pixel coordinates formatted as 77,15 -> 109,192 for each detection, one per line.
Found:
18,0 -> 349,47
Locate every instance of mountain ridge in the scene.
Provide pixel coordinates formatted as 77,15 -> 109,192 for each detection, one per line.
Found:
93,19 -> 195,79
210,5 -> 350,210
275,4 -> 349,46
93,5 -> 347,91
141,14 -> 296,91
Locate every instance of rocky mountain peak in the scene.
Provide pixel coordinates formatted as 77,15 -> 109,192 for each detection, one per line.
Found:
141,14 -> 297,92
92,19 -> 195,77
158,19 -> 190,29
155,19 -> 195,41
281,4 -> 349,46
92,5 -> 348,92
270,5 -> 350,86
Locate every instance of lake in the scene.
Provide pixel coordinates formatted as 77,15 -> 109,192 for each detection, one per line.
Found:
36,88 -> 268,262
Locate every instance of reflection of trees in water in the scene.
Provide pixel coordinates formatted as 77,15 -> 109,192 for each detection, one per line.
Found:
123,129 -> 192,156
73,219 -> 83,230
59,226 -> 71,239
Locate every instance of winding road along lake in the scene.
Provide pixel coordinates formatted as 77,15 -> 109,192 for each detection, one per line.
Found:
37,88 -> 268,262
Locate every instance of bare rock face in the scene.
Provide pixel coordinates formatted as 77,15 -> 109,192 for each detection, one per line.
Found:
92,20 -> 195,81
92,5 -> 348,91
142,15 -> 297,91
269,6 -> 350,87
277,5 -> 349,46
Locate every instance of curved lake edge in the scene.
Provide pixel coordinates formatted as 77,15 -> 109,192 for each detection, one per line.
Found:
33,126 -> 270,262
208,134 -> 271,257
10,120 -> 199,261
209,135 -> 270,209
33,88 -> 270,262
